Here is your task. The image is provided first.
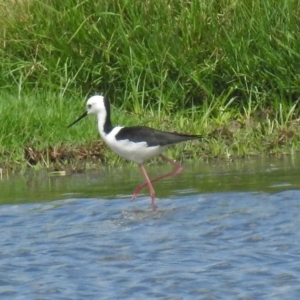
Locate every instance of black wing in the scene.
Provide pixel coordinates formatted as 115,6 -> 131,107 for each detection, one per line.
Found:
115,126 -> 201,147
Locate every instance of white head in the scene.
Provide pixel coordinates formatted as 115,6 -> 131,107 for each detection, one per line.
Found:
86,95 -> 107,115
68,95 -> 111,129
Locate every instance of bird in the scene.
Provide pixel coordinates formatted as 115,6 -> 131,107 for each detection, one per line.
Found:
68,95 -> 201,210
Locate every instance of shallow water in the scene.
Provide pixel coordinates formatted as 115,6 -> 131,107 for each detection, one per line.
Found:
1,157 -> 300,299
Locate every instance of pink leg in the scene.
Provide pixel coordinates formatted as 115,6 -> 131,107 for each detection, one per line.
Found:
138,164 -> 157,210
132,155 -> 184,204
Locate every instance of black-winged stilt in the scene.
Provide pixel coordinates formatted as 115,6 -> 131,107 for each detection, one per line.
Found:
68,95 -> 201,209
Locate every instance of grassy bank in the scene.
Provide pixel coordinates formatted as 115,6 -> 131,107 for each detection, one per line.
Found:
0,0 -> 300,171
0,91 -> 299,173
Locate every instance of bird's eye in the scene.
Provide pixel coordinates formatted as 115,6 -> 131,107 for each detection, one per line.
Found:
87,104 -> 92,109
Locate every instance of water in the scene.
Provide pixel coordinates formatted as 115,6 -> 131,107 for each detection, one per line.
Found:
1,157 -> 300,299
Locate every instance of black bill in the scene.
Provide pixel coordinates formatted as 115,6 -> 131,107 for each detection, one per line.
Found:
68,111 -> 88,128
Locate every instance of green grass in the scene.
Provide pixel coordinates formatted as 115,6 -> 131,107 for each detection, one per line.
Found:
0,91 -> 300,172
0,0 -> 300,171
1,0 -> 300,106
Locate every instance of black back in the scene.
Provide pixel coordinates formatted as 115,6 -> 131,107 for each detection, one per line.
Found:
115,126 -> 201,147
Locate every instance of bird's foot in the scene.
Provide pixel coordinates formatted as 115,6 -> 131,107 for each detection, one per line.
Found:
150,193 -> 157,211
151,199 -> 157,210
131,187 -> 157,210
131,184 -> 146,201
131,193 -> 137,201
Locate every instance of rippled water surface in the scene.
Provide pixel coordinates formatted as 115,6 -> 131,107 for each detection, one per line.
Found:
1,157 -> 300,299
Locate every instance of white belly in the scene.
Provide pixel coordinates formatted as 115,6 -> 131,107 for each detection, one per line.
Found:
108,139 -> 167,164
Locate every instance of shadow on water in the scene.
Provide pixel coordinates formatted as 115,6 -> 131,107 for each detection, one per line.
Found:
1,156 -> 300,205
